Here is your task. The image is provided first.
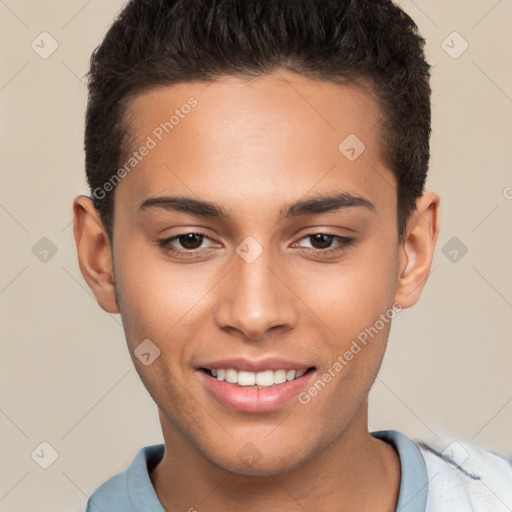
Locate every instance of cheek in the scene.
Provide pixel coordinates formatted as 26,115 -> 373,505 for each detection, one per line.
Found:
113,248 -> 209,415
292,242 -> 398,341
113,245 -> 215,346
291,239 -> 398,403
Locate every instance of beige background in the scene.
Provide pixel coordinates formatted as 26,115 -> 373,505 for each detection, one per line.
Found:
0,1 -> 511,510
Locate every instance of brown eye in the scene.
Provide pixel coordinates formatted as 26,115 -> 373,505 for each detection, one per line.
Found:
176,233 -> 204,250
158,231 -> 214,256
309,233 -> 335,249
295,232 -> 355,256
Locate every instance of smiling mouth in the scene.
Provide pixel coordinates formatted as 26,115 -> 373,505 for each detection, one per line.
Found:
200,367 -> 316,387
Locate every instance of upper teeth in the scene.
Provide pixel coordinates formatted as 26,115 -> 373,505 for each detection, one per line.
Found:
210,368 -> 307,387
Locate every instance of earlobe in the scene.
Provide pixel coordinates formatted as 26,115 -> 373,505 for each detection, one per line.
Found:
72,195 -> 120,314
394,191 -> 440,308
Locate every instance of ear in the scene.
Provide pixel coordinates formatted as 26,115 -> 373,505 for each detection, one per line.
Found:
72,195 -> 120,314
394,191 -> 440,309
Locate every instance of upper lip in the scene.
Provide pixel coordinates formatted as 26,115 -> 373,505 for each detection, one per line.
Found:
198,357 -> 314,373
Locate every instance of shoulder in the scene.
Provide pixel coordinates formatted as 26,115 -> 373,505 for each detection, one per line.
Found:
85,444 -> 165,512
86,470 -> 130,512
413,434 -> 512,512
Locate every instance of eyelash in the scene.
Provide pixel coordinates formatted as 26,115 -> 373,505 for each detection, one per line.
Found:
157,231 -> 355,258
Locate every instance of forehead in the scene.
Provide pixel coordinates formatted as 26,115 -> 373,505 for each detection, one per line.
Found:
116,70 -> 395,220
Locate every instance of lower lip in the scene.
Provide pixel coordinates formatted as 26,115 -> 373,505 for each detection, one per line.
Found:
198,369 -> 315,413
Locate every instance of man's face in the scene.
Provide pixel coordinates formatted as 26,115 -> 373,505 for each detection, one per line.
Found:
111,71 -> 402,475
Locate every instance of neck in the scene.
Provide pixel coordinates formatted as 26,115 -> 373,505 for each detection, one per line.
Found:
150,404 -> 401,512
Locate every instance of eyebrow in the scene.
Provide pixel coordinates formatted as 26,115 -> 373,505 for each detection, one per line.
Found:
139,191 -> 376,220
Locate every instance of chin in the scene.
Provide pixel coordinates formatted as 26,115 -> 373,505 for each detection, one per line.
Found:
203,443 -> 313,477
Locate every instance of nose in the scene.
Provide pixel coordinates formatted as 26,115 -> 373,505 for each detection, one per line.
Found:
213,247 -> 299,340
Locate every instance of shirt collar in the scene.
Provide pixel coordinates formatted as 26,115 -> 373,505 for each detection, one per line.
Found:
371,430 -> 429,512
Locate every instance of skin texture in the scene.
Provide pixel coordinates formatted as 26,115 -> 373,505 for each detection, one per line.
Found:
73,69 -> 440,511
